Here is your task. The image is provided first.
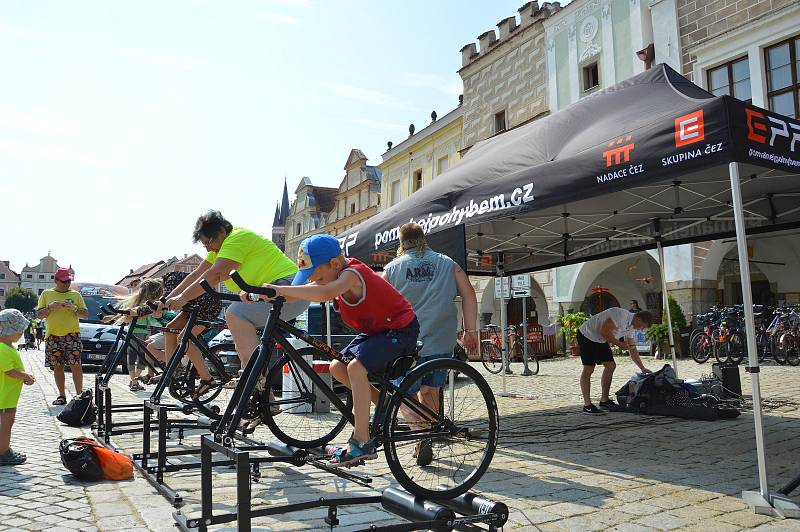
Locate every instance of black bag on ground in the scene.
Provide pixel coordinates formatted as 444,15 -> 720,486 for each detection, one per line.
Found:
59,438 -> 103,481
57,389 -> 97,427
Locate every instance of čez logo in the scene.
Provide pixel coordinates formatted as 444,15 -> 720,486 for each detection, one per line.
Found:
675,110 -> 705,147
596,135 -> 643,183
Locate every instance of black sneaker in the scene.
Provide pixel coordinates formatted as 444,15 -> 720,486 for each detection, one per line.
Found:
582,404 -> 604,415
599,399 -> 617,410
414,439 -> 433,466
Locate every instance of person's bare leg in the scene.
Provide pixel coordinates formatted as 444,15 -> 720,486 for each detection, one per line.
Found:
0,410 -> 15,454
226,310 -> 259,368
600,361 -> 616,402
330,360 -> 380,404
347,360 -> 372,445
71,363 -> 83,394
53,365 -> 66,398
580,365 -> 595,406
180,326 -> 212,381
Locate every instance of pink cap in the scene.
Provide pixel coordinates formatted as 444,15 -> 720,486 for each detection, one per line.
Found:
55,267 -> 74,282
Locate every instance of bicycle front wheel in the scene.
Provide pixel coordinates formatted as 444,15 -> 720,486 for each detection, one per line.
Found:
383,359 -> 499,500
481,343 -> 503,374
263,351 -> 351,449
784,334 -> 800,366
690,333 -> 712,364
727,332 -> 745,364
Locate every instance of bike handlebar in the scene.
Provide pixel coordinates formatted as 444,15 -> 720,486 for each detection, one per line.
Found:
199,280 -> 243,302
229,271 -> 278,298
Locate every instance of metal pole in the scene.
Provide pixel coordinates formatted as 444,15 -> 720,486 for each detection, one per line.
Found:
500,275 -> 508,396
729,162 -> 770,501
656,240 -> 678,373
325,301 -> 332,347
522,295 -> 531,376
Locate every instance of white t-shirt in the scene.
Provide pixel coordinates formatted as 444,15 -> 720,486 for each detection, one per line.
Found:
579,307 -> 635,344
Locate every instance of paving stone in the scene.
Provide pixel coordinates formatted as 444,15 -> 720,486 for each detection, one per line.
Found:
635,513 -> 690,531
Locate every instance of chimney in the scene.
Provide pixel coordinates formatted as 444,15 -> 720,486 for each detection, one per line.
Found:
130,269 -> 133,274
518,2 -> 539,27
460,43 -> 478,67
477,30 -> 497,53
497,16 -> 518,40
184,253 -> 188,259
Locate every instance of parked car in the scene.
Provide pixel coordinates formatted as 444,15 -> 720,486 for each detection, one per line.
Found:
74,283 -> 128,368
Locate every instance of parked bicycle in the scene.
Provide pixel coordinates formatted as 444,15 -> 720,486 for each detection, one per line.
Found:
200,272 -> 499,500
480,324 -> 539,375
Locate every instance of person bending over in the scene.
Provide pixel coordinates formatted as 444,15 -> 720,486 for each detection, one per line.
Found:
262,234 -> 419,467
577,307 -> 653,415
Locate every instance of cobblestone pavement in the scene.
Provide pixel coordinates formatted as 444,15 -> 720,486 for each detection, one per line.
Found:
4,347 -> 800,531
0,347 -> 175,532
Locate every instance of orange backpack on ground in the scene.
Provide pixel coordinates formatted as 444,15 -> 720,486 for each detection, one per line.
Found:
74,437 -> 133,481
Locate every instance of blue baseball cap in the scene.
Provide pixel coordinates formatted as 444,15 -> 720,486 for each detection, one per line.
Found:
292,234 -> 343,286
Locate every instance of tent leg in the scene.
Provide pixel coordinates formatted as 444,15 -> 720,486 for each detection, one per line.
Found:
499,272 -> 508,397
729,162 -> 777,515
325,301 -> 332,347
656,240 -> 678,375
521,296 -> 532,376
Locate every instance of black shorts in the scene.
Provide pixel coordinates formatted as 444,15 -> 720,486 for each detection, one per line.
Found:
577,331 -> 613,366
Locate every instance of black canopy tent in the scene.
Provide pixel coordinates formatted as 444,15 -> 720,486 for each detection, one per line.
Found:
338,64 -> 800,514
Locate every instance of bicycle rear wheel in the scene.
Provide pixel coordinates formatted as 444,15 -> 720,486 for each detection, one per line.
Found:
727,332 -> 745,365
167,343 -> 233,405
263,351 -> 351,449
481,343 -> 503,374
690,333 -> 713,364
784,334 -> 800,366
528,355 -> 540,375
383,359 -> 498,500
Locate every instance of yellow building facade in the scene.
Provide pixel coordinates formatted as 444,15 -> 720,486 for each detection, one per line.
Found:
378,106 -> 463,211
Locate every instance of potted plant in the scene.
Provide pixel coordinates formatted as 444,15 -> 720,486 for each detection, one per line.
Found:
650,295 -> 688,358
645,323 -> 670,359
558,311 -> 588,356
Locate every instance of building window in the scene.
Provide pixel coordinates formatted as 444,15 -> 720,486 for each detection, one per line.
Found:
38,274 -> 44,279
707,57 -> 751,102
437,156 -> 449,176
412,170 -> 423,192
494,110 -> 506,134
766,37 -> 800,118
351,203 -> 356,215
50,274 -> 54,279
0,273 -> 4,280
0,288 -> 4,296
296,223 -> 302,236
391,180 -> 401,206
582,62 -> 599,92
26,274 -> 32,279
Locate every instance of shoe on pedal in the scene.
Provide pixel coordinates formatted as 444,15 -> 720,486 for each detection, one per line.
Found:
582,404 -> 605,415
223,378 -> 238,389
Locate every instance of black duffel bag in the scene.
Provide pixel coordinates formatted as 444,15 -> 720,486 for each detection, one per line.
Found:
59,438 -> 103,481
57,389 -> 96,427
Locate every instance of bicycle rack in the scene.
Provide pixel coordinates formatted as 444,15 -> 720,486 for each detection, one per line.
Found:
133,308 -> 234,506
93,316 -> 152,449
172,435 -> 508,532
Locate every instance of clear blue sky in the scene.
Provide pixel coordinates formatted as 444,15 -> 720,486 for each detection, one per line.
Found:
1,0 -> 529,283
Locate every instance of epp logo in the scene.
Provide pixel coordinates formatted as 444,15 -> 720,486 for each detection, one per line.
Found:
337,232 -> 358,257
675,110 -> 705,147
602,135 -> 635,167
746,108 -> 800,152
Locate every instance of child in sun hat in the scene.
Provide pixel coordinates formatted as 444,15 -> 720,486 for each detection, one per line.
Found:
0,309 -> 36,466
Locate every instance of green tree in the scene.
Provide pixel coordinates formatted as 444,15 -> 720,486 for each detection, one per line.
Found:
4,287 -> 37,313
663,295 -> 687,334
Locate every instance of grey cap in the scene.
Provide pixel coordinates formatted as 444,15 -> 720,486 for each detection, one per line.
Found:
0,309 -> 30,337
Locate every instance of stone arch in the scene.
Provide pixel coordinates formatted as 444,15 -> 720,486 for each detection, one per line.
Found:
566,252 -> 662,313
698,240 -> 736,281
478,275 -> 549,326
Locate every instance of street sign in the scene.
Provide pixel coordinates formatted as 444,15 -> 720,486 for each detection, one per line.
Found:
511,274 -> 530,290
512,289 -> 531,298
493,277 -> 510,299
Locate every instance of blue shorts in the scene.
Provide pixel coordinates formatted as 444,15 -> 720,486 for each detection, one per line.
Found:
393,352 -> 452,394
341,318 -> 419,375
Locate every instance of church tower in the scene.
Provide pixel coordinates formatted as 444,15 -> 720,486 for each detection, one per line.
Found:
271,179 -> 290,252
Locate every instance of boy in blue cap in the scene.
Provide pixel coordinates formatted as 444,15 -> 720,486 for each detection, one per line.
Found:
0,309 -> 36,465
262,234 -> 419,466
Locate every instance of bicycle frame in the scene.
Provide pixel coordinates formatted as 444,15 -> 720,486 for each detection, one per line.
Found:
206,286 -> 443,445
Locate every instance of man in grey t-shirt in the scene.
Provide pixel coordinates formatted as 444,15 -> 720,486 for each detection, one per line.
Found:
384,223 -> 478,465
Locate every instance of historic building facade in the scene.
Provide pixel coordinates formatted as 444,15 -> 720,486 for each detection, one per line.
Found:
0,261 -> 21,308
378,105 -> 463,211
20,254 -> 72,296
283,178 -> 338,263
326,149 -> 382,236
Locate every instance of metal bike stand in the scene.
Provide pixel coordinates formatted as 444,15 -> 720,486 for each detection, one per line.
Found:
173,435 -> 509,532
134,308 -> 234,506
93,319 -> 151,448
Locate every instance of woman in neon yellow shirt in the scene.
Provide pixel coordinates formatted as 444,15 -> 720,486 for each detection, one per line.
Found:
162,210 -> 307,401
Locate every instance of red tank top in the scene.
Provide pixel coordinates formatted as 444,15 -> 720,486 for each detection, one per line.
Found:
333,259 -> 415,335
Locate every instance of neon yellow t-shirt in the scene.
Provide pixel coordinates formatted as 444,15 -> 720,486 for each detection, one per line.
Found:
37,289 -> 87,338
205,227 -> 297,293
0,342 -> 25,409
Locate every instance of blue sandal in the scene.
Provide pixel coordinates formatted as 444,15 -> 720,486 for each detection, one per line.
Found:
328,438 -> 377,467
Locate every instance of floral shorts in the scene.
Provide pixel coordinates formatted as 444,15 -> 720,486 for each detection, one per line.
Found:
45,333 -> 82,367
